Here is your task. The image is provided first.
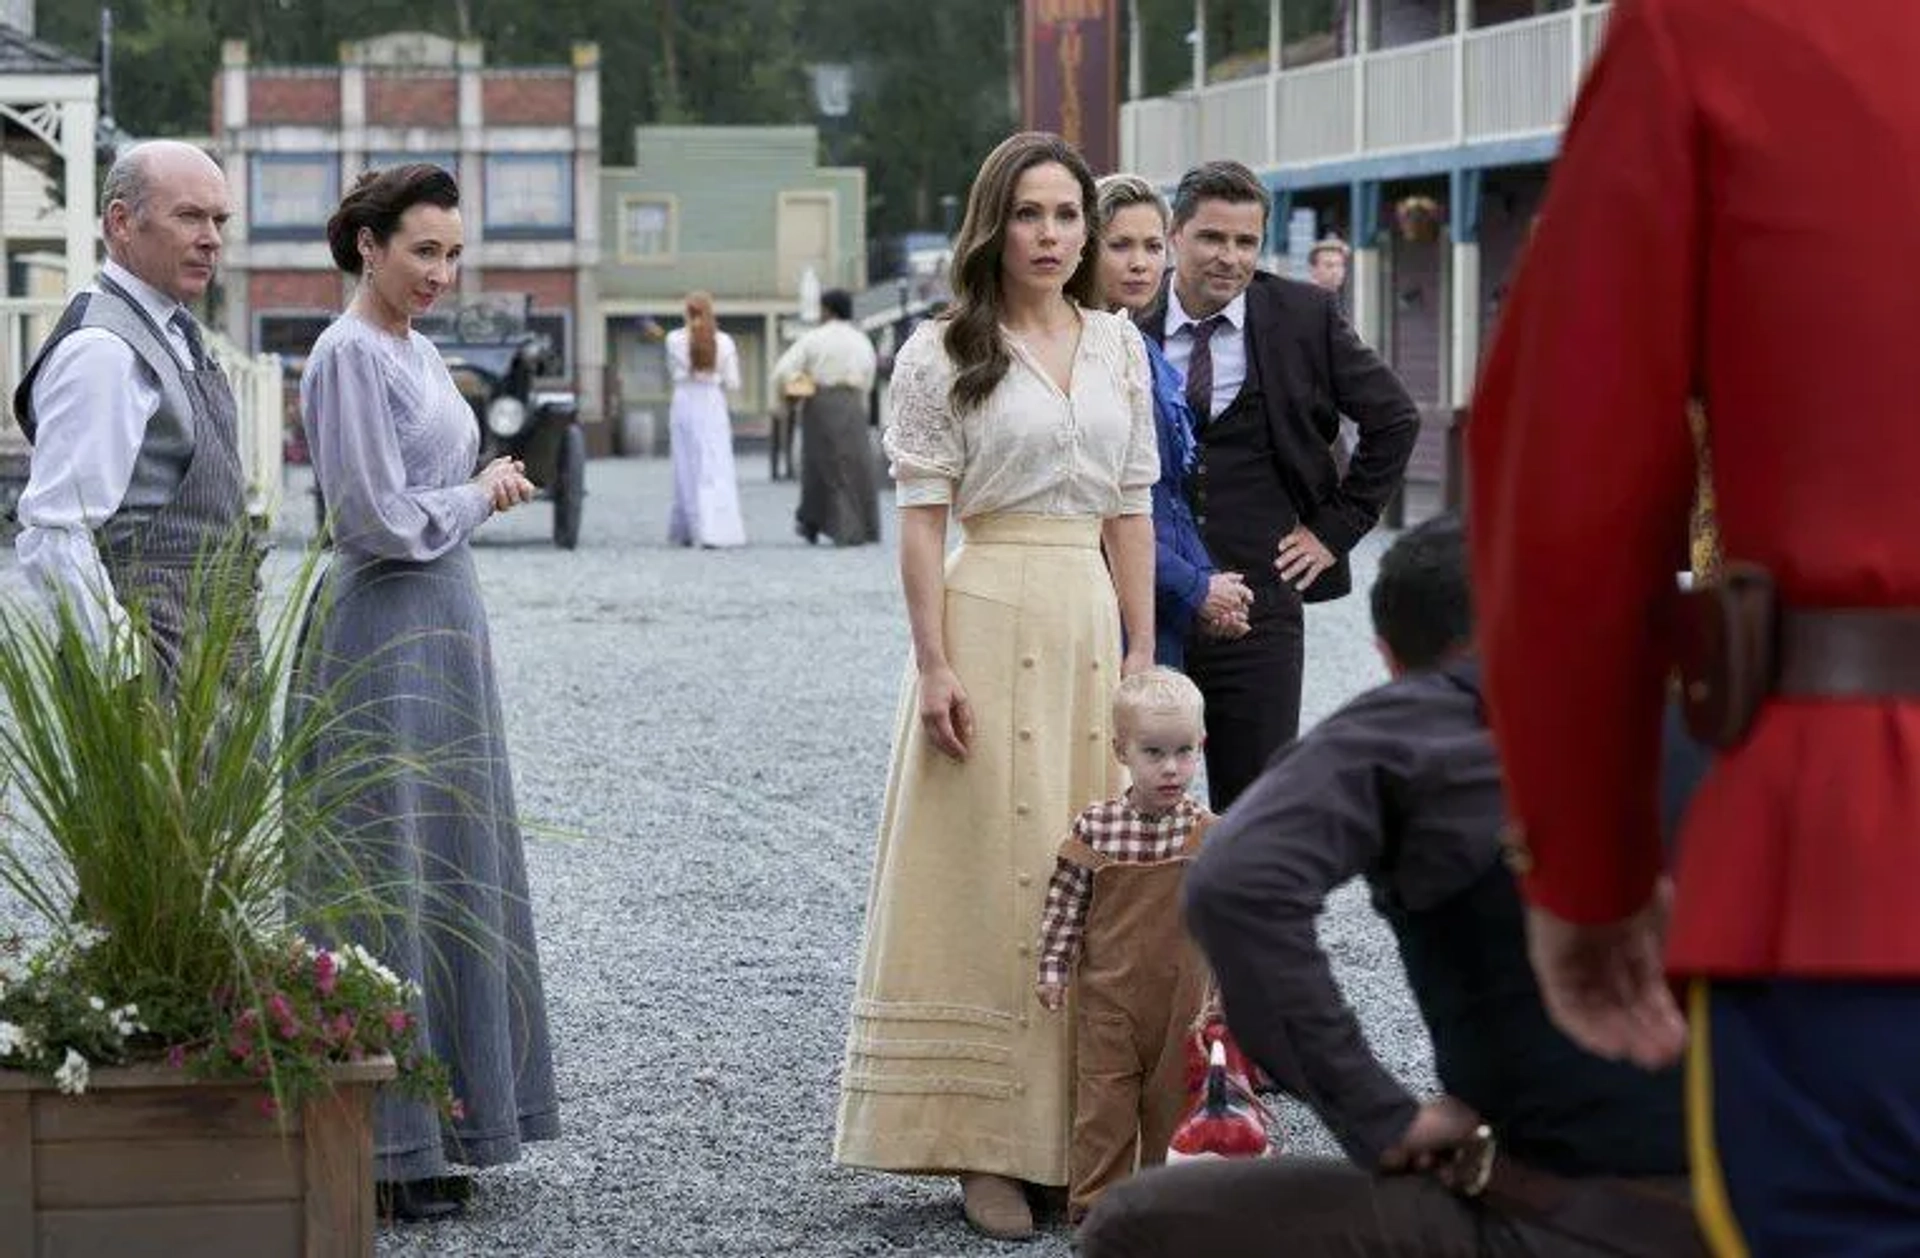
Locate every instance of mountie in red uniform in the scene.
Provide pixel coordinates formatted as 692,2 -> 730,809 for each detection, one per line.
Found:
1469,2 -> 1920,1252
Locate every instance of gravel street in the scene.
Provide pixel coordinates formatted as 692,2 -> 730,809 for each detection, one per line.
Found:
19,453 -> 1437,1257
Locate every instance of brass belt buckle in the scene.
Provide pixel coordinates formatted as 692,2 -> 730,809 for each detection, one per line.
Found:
1450,1124 -> 1497,1198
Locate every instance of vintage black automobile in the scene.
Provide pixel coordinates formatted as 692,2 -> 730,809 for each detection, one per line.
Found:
312,293 -> 586,549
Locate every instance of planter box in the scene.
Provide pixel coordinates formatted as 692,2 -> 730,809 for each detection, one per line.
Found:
0,1058 -> 394,1258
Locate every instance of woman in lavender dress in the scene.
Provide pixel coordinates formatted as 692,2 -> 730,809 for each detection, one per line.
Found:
292,164 -> 560,1220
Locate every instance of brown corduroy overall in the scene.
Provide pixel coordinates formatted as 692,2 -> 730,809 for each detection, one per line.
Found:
1061,818 -> 1212,1221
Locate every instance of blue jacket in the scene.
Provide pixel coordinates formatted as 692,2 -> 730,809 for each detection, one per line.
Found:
1143,337 -> 1213,668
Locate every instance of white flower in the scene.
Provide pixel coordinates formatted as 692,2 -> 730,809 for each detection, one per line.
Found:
53,1048 -> 88,1096
67,925 -> 107,952
340,944 -> 403,990
109,1005 -> 143,1038
0,1021 -> 22,1057
87,996 -> 105,1013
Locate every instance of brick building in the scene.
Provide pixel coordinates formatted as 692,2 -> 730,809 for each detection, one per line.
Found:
212,31 -> 605,428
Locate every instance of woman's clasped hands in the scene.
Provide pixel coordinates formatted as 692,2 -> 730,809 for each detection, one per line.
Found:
477,456 -> 538,513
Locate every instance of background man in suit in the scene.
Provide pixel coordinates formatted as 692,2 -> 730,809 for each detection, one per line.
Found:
1138,160 -> 1419,809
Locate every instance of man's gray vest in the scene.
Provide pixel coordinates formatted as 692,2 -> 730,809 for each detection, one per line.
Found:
13,276 -> 254,688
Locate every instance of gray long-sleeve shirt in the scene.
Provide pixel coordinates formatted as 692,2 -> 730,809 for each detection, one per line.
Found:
1183,659 -> 1505,1166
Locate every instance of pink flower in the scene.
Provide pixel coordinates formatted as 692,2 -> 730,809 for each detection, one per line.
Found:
313,951 -> 338,997
384,1010 -> 410,1036
259,1096 -> 280,1118
330,1013 -> 357,1043
164,1044 -> 187,1070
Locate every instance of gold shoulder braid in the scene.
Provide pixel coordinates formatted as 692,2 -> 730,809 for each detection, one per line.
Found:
1688,402 -> 1722,584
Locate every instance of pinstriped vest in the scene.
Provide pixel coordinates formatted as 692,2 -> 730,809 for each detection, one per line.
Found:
13,276 -> 254,687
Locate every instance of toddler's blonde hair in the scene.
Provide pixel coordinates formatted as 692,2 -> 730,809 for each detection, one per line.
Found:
1112,667 -> 1206,740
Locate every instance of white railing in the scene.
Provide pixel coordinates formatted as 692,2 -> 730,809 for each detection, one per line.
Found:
1464,11 -> 1578,139
1365,41 -> 1454,152
1121,95 -> 1196,186
211,333 -> 285,528
1277,60 -> 1356,164
1197,77 -> 1268,170
1583,5 -> 1611,55
1121,3 -> 1611,184
0,300 -> 287,528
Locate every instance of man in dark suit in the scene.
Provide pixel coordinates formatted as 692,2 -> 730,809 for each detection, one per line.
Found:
1136,160 -> 1420,809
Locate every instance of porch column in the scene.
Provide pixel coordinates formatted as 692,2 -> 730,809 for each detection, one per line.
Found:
1571,0 -> 1591,81
457,39 -> 485,296
1128,0 -> 1144,100
1453,0 -> 1471,145
1265,0 -> 1281,166
1447,166 -> 1482,407
1191,0 -> 1206,93
61,95 -> 98,293
1349,179 -> 1381,344
1352,0 -> 1371,151
1267,185 -> 1292,272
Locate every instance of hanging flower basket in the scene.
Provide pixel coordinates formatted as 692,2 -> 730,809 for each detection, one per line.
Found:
1393,195 -> 1446,243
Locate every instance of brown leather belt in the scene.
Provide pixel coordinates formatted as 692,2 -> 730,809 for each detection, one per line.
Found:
1445,1127 -> 1705,1258
1477,1159 -> 1705,1258
1778,609 -> 1920,697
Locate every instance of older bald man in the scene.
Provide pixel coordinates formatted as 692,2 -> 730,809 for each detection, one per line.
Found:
13,140 -> 257,692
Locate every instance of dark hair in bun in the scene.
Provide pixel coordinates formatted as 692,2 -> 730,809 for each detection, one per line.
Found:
325,163 -> 460,275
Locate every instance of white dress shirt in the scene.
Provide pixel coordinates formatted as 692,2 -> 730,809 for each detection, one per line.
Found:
1161,286 -> 1249,423
15,260 -> 199,656
771,319 -> 878,392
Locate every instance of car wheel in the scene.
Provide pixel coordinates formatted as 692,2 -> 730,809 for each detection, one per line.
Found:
553,424 -> 586,550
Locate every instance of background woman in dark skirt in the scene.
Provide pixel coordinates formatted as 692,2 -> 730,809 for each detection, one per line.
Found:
771,288 -> 882,546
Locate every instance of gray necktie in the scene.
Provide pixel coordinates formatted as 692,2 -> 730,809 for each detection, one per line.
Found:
169,309 -> 212,371
1185,314 -> 1224,424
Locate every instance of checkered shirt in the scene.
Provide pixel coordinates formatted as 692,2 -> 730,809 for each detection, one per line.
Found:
1035,794 -> 1206,989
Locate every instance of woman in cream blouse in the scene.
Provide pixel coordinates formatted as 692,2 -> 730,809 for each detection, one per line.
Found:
832,131 -> 1158,1243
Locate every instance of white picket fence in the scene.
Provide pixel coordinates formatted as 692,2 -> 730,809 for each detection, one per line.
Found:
0,298 -> 285,528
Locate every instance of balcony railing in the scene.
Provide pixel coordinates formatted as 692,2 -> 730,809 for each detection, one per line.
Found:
1120,5 -> 1611,184
0,299 -> 286,527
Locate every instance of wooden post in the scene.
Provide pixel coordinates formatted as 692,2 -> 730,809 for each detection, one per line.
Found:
1191,0 -> 1206,93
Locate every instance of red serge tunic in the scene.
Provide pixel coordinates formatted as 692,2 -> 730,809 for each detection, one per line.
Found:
1467,0 -> 1920,978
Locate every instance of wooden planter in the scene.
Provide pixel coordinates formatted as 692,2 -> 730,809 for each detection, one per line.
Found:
0,1058 -> 394,1258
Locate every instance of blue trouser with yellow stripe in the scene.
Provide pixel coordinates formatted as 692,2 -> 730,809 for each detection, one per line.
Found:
1690,981 -> 1920,1256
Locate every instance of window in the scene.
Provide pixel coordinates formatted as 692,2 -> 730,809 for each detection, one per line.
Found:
484,154 -> 573,238
528,311 -> 571,381
250,155 -> 338,239
620,196 -> 675,261
364,152 -> 459,179
255,313 -> 336,359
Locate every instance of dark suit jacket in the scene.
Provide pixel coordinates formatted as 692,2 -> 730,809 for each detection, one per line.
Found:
1136,271 -> 1420,603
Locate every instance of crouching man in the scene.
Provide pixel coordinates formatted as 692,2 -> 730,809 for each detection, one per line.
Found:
1080,515 -> 1704,1257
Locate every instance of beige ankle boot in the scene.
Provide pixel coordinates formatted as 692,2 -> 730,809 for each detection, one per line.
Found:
959,1172 -> 1035,1240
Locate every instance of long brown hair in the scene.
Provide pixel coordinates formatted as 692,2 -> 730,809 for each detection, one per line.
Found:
684,290 -> 717,373
943,132 -> 1100,414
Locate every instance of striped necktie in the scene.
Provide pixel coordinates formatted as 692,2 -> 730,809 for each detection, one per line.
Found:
169,310 -> 212,371
1184,314 -> 1224,424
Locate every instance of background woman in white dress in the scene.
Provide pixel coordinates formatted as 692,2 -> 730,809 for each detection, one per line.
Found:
666,290 -> 747,547
832,131 -> 1159,1242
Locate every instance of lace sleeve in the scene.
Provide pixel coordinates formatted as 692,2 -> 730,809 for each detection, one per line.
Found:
881,323 -> 963,507
1116,321 -> 1160,515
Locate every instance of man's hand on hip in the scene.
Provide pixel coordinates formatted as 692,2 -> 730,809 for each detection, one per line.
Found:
1275,525 -> 1336,590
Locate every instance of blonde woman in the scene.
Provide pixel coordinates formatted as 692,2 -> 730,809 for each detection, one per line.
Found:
1093,174 -> 1251,668
666,290 -> 746,547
